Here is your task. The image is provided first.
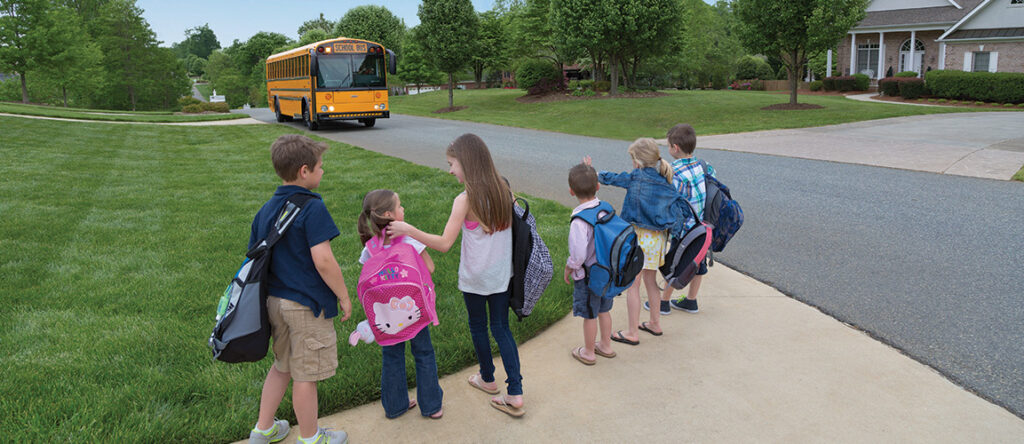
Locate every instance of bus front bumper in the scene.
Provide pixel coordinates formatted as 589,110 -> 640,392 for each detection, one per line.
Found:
316,111 -> 389,121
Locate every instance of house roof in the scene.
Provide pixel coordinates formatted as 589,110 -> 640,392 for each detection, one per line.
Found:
856,0 -> 985,28
944,27 -> 1024,39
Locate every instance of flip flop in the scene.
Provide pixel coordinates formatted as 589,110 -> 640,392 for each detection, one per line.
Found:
610,330 -> 639,346
572,347 -> 596,365
467,373 -> 500,395
639,321 -> 663,336
490,396 -> 525,418
428,408 -> 443,419
594,347 -> 616,359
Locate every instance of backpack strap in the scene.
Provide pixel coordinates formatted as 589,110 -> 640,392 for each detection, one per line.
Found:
246,193 -> 319,259
570,201 -> 614,226
365,234 -> 406,256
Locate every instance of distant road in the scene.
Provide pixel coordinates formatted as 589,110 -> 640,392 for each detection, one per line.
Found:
238,108 -> 1024,417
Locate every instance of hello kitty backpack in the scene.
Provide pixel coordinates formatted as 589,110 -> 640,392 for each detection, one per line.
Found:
356,235 -> 438,346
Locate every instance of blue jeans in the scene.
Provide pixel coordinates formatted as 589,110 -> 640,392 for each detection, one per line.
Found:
380,326 -> 443,418
463,289 -> 523,396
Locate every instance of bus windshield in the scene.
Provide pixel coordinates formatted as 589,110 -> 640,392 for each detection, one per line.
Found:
316,53 -> 386,89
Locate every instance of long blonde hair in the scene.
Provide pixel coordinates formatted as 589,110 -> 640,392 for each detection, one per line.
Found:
628,137 -> 672,184
357,189 -> 397,243
446,133 -> 511,233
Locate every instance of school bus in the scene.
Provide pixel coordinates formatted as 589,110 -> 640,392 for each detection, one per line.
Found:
266,37 -> 396,130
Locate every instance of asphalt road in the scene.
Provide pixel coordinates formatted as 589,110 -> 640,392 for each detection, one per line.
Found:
240,109 -> 1024,417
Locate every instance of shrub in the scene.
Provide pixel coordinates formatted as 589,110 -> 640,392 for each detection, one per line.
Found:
822,77 -> 836,91
937,99 -> 947,103
878,77 -> 902,96
177,96 -> 201,110
924,70 -> 1024,104
975,101 -> 985,106
809,80 -> 823,91
1019,103 -> 1024,108
578,79 -> 595,91
1005,103 -> 1016,107
852,73 -> 870,91
181,104 -> 203,113
593,80 -> 611,92
571,88 -> 596,97
735,55 -> 773,80
527,77 -> 564,96
204,102 -> 230,113
833,76 -> 856,92
898,78 -> 927,99
895,71 -> 918,78
516,59 -> 561,91
730,79 -> 765,91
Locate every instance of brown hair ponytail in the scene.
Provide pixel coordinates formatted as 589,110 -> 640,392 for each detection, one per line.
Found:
628,138 -> 673,184
358,189 -> 397,244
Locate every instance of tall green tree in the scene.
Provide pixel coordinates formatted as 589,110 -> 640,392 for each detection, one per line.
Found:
0,0 -> 53,102
298,28 -> 329,46
418,0 -> 478,109
734,0 -> 868,104
298,12 -> 333,37
471,10 -> 509,88
35,6 -> 102,106
93,0 -> 158,110
509,0 -> 577,73
334,5 -> 405,55
173,23 -> 219,59
398,26 -> 445,92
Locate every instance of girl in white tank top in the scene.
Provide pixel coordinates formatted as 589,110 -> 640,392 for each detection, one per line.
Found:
386,133 -> 525,417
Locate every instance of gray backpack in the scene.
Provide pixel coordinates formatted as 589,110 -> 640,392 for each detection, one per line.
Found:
208,194 -> 315,363
509,197 -> 553,320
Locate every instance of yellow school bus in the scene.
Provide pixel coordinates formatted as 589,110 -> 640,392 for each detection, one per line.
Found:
266,37 -> 395,130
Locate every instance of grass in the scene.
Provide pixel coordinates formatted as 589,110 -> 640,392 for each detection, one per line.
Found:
390,88 -> 1001,140
0,116 -> 571,442
0,101 -> 245,122
194,82 -> 213,99
1014,165 -> 1024,182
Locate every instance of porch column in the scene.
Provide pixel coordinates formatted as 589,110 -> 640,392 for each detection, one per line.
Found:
939,42 -> 946,69
878,32 -> 885,79
827,49 -> 833,77
850,33 -> 857,75
910,30 -> 917,76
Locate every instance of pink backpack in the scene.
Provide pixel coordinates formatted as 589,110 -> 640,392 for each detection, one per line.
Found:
356,235 -> 438,346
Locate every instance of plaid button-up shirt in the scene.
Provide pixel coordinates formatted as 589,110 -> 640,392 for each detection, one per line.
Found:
671,157 -> 716,228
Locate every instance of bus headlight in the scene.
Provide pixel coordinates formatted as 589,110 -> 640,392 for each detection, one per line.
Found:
321,105 -> 328,112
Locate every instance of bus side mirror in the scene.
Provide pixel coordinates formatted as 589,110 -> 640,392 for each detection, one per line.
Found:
310,52 -> 318,77
387,49 -> 396,75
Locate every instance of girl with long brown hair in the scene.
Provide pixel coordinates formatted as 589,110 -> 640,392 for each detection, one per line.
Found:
387,133 -> 525,417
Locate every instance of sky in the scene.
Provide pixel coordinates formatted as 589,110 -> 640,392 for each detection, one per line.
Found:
137,0 -> 717,48
137,0 -> 498,47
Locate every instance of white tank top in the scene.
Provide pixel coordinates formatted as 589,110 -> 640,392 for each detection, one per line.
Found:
458,219 -> 512,295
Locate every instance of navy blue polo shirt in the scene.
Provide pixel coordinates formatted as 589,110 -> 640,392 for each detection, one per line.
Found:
249,185 -> 341,318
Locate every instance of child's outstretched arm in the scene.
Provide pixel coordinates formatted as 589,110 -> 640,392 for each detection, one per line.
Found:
311,240 -> 352,322
584,154 -> 632,188
420,250 -> 435,274
387,193 -> 468,253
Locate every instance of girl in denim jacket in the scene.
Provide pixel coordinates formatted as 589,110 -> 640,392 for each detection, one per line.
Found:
586,138 -> 686,344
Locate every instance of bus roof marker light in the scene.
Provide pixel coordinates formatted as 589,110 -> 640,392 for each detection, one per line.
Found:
317,47 -> 324,54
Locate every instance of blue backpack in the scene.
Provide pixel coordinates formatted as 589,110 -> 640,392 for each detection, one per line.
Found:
700,161 -> 743,253
571,201 -> 644,299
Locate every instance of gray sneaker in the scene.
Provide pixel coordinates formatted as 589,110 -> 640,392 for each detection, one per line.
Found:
303,427 -> 349,444
249,419 -> 290,443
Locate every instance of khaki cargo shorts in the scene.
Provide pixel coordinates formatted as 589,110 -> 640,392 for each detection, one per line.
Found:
267,296 -> 338,382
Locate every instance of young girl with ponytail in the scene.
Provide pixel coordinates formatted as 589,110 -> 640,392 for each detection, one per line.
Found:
585,138 -> 690,346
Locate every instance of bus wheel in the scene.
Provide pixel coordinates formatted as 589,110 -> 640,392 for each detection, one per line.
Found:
303,103 -> 318,131
362,118 -> 376,128
274,98 -> 287,122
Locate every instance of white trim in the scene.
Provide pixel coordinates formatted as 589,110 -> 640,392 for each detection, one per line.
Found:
910,31 -> 917,76
940,36 -> 1024,43
856,24 -> 953,33
964,52 -> 972,71
989,52 -> 998,72
850,33 -> 857,75
827,50 -> 833,78
939,42 -> 947,69
938,0 -> 994,41
947,0 -> 963,9
878,32 -> 886,80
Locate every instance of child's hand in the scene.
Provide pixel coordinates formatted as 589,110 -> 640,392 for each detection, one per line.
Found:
338,296 -> 352,322
563,265 -> 573,285
387,220 -> 413,237
583,156 -> 592,167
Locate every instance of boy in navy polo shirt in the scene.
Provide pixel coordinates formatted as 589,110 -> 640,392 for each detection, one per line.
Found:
249,134 -> 352,444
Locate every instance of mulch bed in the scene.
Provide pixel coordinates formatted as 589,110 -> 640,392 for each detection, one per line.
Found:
515,90 -> 668,103
432,106 -> 469,113
870,94 -> 1023,109
761,103 -> 825,110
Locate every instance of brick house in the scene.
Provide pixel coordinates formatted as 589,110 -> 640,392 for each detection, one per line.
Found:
831,0 -> 1024,79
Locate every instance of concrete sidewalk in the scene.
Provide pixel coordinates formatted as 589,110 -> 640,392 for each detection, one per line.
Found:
237,264 -> 1024,443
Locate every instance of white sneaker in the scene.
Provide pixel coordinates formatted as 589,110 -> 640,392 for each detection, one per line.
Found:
249,419 -> 290,444
301,427 -> 348,444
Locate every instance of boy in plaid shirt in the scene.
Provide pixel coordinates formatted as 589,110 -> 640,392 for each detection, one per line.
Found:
647,123 -> 715,315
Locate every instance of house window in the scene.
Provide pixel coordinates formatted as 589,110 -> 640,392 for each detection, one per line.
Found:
973,52 -> 990,72
1012,0 -> 1024,6
857,43 -> 879,77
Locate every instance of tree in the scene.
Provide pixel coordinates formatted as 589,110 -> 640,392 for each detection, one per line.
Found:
471,10 -> 509,88
334,5 -> 405,56
0,0 -> 53,103
510,0 -> 577,74
418,0 -> 478,109
734,0 -> 868,105
35,6 -> 102,106
174,24 -> 219,59
298,28 -> 329,46
298,12 -> 333,37
93,0 -> 159,110
398,26 -> 445,92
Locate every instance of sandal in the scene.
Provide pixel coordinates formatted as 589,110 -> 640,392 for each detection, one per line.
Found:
490,395 -> 525,417
594,347 -> 616,358
428,408 -> 443,419
467,373 -> 500,395
610,330 -> 639,346
639,321 -> 663,336
572,347 -> 596,366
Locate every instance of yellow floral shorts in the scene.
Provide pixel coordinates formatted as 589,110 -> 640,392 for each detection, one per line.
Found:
634,226 -> 668,270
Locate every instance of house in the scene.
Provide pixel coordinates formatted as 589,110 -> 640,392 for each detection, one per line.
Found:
831,0 -> 1024,79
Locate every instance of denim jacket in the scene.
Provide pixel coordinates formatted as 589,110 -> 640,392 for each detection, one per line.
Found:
598,167 -> 694,237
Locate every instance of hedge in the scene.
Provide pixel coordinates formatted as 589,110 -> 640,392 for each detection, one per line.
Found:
181,102 -> 230,113
898,78 -> 927,100
809,80 -> 823,91
516,59 -> 562,91
895,71 -> 918,78
852,73 -> 870,91
878,77 -> 901,96
925,70 -> 1024,104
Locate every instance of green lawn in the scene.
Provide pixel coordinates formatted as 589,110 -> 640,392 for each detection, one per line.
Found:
0,101 -> 245,122
0,116 -> 571,442
1014,165 -> 1024,182
195,82 -> 213,99
391,88 -> 1003,140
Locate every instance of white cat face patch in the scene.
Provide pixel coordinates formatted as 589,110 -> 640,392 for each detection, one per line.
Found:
373,296 -> 422,335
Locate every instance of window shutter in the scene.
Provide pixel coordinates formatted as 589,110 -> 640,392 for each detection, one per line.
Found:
964,52 -> 972,72
989,52 -> 999,72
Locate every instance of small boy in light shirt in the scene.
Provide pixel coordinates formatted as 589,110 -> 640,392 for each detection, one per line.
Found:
564,163 -> 617,365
